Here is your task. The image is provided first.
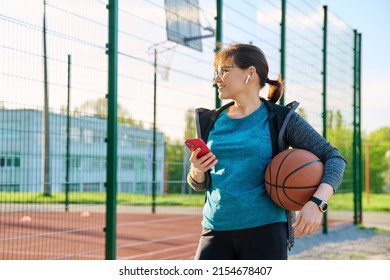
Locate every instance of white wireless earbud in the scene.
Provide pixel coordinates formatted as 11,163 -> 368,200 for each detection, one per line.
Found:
245,74 -> 252,84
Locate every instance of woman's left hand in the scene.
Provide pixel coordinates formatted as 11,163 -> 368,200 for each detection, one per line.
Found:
292,201 -> 323,236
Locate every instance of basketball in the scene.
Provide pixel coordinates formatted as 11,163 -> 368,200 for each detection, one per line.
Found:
264,148 -> 324,211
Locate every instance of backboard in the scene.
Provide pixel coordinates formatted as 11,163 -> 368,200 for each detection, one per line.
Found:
165,0 -> 210,52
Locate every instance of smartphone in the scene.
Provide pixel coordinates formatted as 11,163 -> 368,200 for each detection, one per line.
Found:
184,138 -> 211,158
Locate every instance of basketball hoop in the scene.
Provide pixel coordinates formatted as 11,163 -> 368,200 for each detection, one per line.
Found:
157,45 -> 177,81
147,41 -> 178,81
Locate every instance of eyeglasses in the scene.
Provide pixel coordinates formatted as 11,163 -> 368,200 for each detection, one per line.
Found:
214,66 -> 238,80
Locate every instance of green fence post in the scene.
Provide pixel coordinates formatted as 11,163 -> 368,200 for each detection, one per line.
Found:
42,0 -> 51,196
214,0 -> 223,108
152,49 -> 157,214
280,0 -> 286,105
322,5 -> 328,234
353,29 -> 358,225
357,33 -> 363,223
65,54 -> 71,212
106,0 -> 118,260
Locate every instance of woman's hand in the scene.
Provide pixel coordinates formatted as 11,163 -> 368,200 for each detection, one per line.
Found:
189,148 -> 218,183
292,182 -> 334,236
292,201 -> 323,236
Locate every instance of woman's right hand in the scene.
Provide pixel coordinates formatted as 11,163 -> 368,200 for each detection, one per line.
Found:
189,148 -> 218,183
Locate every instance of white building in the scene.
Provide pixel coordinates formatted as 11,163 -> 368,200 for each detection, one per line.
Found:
0,109 -> 165,194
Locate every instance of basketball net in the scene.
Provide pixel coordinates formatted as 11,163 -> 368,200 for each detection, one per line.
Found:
148,42 -> 178,81
157,45 -> 177,81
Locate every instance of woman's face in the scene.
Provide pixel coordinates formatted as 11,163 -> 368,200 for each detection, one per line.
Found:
214,61 -> 247,100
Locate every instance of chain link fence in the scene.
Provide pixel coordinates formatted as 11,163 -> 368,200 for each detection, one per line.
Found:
0,0 -> 360,259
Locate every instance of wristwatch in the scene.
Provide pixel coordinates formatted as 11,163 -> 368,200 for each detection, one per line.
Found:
309,196 -> 328,213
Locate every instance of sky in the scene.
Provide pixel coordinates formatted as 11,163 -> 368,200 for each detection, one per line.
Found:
320,0 -> 390,133
1,0 -> 389,139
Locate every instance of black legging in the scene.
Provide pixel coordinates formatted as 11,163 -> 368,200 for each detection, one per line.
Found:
194,222 -> 288,260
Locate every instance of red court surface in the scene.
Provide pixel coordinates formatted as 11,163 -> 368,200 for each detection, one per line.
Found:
0,208 -> 350,260
0,210 -> 202,260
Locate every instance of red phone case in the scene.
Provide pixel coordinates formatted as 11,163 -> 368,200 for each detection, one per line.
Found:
184,138 -> 211,158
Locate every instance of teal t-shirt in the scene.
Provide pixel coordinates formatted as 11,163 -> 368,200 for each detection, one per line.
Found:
203,103 -> 287,230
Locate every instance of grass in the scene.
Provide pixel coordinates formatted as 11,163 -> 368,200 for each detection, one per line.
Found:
358,224 -> 390,234
330,192 -> 390,212
0,192 -> 206,207
1,191 -> 389,212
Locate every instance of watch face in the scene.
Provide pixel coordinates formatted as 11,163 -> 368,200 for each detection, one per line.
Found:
320,202 -> 328,212
310,197 -> 328,212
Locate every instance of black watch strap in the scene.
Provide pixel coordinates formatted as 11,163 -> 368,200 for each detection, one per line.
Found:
309,196 -> 322,205
309,196 -> 328,213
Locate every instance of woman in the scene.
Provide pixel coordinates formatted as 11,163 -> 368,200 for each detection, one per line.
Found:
187,43 -> 346,260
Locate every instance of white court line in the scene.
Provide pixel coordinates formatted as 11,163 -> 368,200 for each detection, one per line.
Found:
2,215 -> 198,259
119,242 -> 198,260
49,232 -> 199,260
164,251 -> 196,260
117,232 -> 199,249
117,215 -> 196,228
0,248 -> 105,260
0,215 -> 195,242
49,248 -> 105,260
0,226 -> 103,242
0,250 -> 62,258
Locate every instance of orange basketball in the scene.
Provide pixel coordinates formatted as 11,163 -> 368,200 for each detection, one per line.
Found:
264,148 -> 324,211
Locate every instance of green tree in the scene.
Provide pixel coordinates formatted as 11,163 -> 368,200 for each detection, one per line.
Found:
164,137 -> 186,193
184,108 -> 197,139
326,110 -> 354,192
72,98 -> 144,127
164,108 -> 196,193
335,110 -> 343,130
297,107 -> 308,120
365,127 -> 390,193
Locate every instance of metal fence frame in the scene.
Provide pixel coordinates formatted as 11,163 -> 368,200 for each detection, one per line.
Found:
0,0 -> 362,260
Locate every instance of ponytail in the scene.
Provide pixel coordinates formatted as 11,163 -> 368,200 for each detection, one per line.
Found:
265,75 -> 284,103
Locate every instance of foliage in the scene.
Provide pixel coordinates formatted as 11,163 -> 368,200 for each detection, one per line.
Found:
365,127 -> 390,193
71,97 -> 144,127
296,107 -> 307,120
164,137 -> 187,193
296,108 -> 354,193
326,112 -> 354,193
1,192 -> 388,211
163,108 -> 196,193
331,192 -> 390,212
326,109 -> 390,194
298,110 -> 390,195
0,192 -> 205,206
184,107 -> 197,139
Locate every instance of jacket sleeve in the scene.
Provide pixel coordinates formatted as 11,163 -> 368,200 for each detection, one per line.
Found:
187,172 -> 210,192
284,113 -> 347,192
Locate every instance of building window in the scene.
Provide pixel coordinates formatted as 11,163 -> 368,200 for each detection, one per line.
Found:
92,130 -> 103,143
71,157 -> 81,169
0,122 -> 20,139
83,182 -> 101,192
84,129 -> 93,144
14,157 -> 20,167
71,127 -> 81,142
121,158 -> 134,170
0,156 -> 20,168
